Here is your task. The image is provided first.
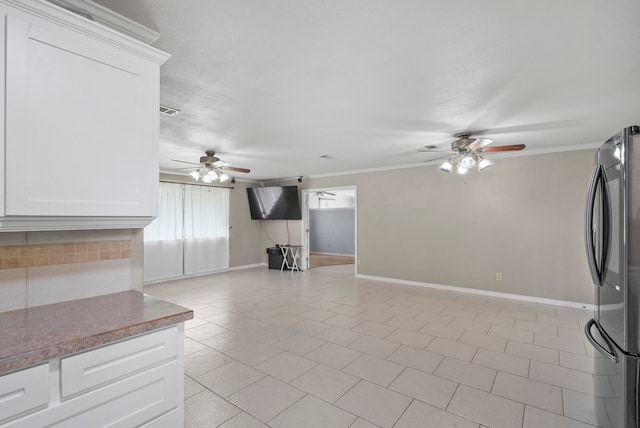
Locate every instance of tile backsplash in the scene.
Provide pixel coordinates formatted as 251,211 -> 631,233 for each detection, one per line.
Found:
0,230 -> 137,312
0,240 -> 131,270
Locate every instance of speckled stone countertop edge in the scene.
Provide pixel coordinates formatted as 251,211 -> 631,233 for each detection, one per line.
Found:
0,292 -> 194,376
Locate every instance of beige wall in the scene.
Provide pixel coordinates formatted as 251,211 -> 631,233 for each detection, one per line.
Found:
251,150 -> 596,304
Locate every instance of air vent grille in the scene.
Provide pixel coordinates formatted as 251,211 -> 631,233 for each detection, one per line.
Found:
159,105 -> 180,116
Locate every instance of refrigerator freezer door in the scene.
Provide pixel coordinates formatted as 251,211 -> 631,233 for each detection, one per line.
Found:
586,318 -> 639,428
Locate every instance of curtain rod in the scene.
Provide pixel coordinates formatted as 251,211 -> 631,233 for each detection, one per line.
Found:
160,180 -> 234,190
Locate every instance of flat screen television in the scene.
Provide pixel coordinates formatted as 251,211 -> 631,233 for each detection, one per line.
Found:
247,186 -> 302,220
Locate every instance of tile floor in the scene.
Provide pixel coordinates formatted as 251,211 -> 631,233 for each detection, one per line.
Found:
145,265 -> 604,428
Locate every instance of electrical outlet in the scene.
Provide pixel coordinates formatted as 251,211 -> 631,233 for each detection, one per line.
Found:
496,272 -> 502,281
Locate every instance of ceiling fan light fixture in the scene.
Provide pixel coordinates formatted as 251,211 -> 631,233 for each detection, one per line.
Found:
439,160 -> 453,173
456,165 -> 469,175
190,170 -> 200,180
478,157 -> 493,171
460,154 -> 476,169
218,171 -> 230,183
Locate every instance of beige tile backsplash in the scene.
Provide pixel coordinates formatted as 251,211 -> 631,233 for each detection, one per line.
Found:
0,230 -> 135,311
0,240 -> 131,270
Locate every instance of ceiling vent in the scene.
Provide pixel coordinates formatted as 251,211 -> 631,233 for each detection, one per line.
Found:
159,105 -> 180,116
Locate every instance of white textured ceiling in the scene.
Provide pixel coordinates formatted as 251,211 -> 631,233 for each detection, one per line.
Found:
94,0 -> 640,181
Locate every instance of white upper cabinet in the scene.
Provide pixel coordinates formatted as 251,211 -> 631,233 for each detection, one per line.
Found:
0,0 -> 169,231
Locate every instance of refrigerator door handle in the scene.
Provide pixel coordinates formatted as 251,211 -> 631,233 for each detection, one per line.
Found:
585,318 -> 618,363
584,165 -> 603,285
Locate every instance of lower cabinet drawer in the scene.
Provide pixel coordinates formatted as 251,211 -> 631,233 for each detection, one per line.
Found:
60,326 -> 179,398
5,360 -> 180,428
0,364 -> 49,424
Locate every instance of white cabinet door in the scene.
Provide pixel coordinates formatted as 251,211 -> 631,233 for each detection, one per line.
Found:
3,8 -> 159,217
0,364 -> 49,424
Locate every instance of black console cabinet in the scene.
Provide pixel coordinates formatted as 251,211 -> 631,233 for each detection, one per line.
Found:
267,247 -> 284,270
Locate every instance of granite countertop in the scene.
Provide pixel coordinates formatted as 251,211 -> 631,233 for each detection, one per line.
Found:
0,291 -> 193,375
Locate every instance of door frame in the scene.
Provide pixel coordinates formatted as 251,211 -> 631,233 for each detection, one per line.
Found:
301,185 -> 357,274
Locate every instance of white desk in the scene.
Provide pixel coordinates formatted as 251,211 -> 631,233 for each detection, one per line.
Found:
280,245 -> 302,271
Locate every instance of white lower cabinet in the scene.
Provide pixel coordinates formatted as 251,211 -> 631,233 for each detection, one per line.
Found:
0,325 -> 185,428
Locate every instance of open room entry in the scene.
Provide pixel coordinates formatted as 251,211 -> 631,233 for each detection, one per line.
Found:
301,186 -> 357,273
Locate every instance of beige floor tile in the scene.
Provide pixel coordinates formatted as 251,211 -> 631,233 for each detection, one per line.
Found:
224,340 -> 283,366
412,302 -> 446,313
335,380 -> 411,428
307,300 -> 340,311
218,412 -> 269,428
389,367 -> 458,409
356,310 -> 394,323
436,298 -> 468,309
536,314 -> 580,329
185,322 -> 229,342
352,320 -> 397,338
447,385 -> 524,428
475,313 -> 515,327
385,328 -> 433,349
434,357 -> 497,392
349,417 -> 380,427
442,307 -> 479,320
272,332 -> 326,355
534,333 -> 587,355
448,317 -> 491,334
426,337 -> 478,362
291,319 -> 332,336
385,315 -> 426,332
349,335 -> 401,358
326,314 -> 365,329
395,400 -> 479,428
488,325 -> 534,344
415,312 -> 456,327
529,361 -> 607,397
184,375 -> 205,399
358,301 -> 392,312
185,390 -> 241,428
200,330 -> 255,352
184,337 -> 208,355
387,345 -> 443,374
497,309 -> 536,322
196,360 -> 265,397
264,313 -> 304,327
316,326 -> 364,346
184,347 -> 235,378
343,354 -> 405,387
513,319 -> 558,336
255,351 -> 317,382
458,331 -> 508,352
269,394 -> 357,428
419,322 -> 464,341
228,376 -> 305,422
506,340 -> 559,365
492,372 -> 563,414
472,348 -> 530,377
331,304 -> 368,316
562,388 -> 608,427
382,303 -> 415,316
289,363 -> 359,403
300,308 -> 336,322
205,311 -> 245,326
306,342 -> 362,369
523,405 -> 596,428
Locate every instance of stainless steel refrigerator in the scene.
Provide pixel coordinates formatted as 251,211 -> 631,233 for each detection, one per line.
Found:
585,125 -> 640,428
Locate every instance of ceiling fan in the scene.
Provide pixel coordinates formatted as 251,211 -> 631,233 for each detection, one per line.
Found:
312,190 -> 336,200
172,150 -> 250,183
421,133 -> 525,174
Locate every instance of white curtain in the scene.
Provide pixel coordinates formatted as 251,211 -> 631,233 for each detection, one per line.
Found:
143,183 -> 230,282
144,182 -> 183,242
183,186 -> 229,275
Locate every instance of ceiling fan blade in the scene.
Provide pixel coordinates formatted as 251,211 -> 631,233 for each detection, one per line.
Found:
171,159 -> 200,165
467,138 -> 493,150
478,144 -> 525,153
422,154 -> 451,163
221,166 -> 251,173
172,166 -> 197,171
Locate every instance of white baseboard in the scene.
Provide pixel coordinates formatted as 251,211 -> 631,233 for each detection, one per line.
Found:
228,263 -> 267,272
356,274 -> 595,310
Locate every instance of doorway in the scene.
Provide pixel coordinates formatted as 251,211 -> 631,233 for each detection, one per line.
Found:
301,186 -> 357,274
